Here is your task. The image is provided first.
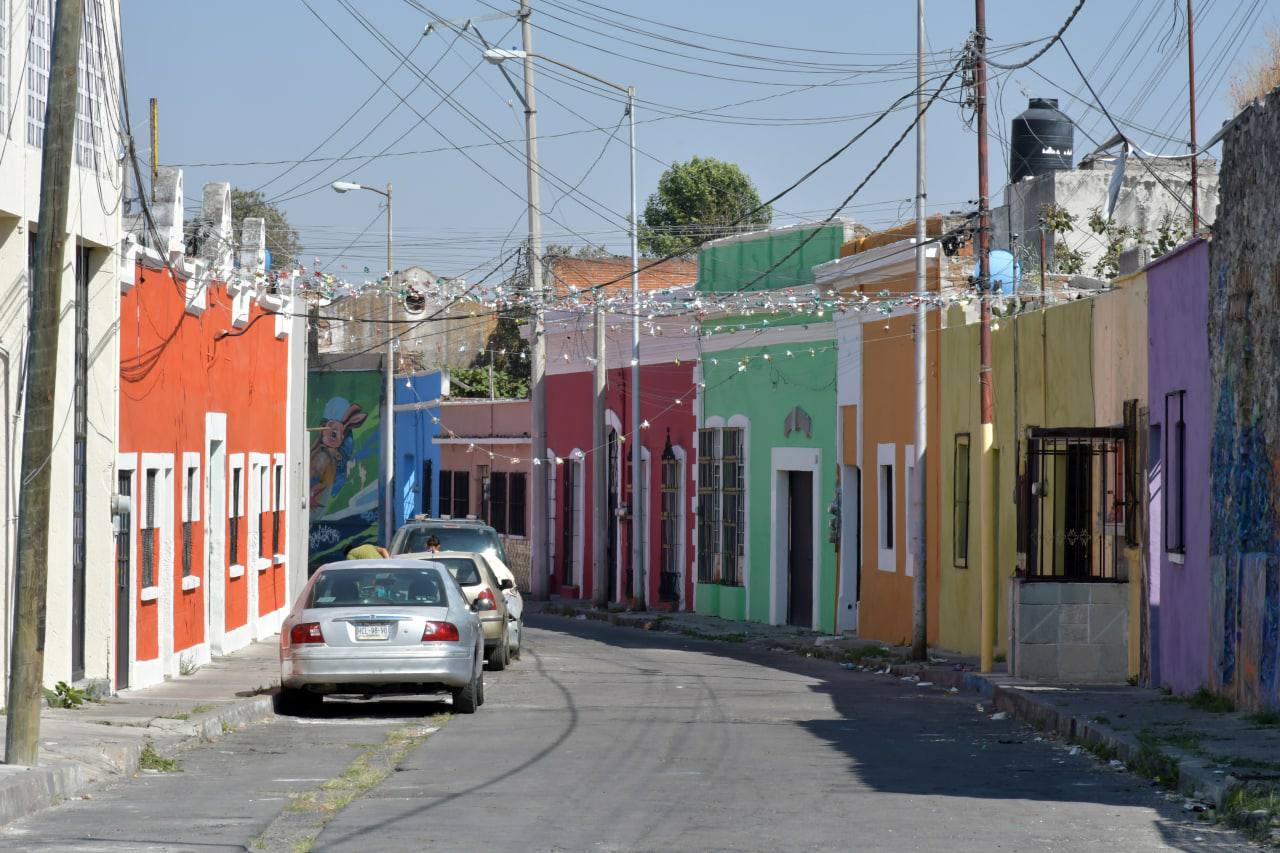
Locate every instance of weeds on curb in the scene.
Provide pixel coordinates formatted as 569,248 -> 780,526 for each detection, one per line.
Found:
1250,710 -> 1280,727
138,743 -> 181,773
1222,785 -> 1280,843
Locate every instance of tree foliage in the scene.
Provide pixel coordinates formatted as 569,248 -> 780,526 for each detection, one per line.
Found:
638,156 -> 771,257
1230,25 -> 1280,109
230,188 -> 302,270
450,366 -> 528,399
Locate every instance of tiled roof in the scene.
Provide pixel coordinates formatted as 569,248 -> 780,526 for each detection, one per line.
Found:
546,255 -> 697,298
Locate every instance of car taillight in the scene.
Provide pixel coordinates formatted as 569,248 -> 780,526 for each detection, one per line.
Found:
290,622 -> 324,645
474,588 -> 497,611
422,621 -> 460,642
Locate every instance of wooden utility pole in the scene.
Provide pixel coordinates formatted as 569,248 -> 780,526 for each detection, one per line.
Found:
910,0 -> 928,662
974,0 -> 998,675
7,0 -> 84,766
1185,0 -> 1199,234
149,98 -> 158,202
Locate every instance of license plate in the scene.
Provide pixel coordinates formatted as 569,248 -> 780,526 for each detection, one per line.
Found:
354,623 -> 391,641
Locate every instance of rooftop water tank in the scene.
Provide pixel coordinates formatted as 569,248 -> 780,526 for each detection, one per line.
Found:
1009,98 -> 1073,184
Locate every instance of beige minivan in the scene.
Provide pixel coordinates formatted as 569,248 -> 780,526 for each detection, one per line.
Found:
402,550 -> 513,671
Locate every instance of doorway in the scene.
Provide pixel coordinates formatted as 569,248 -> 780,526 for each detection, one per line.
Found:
606,427 -> 619,601
115,469 -> 132,690
787,471 -> 814,628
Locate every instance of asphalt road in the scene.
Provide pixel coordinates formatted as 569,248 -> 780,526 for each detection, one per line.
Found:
0,616 -> 1254,851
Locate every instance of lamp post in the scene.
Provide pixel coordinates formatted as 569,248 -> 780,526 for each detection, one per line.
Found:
332,180 -> 396,544
481,46 -> 642,605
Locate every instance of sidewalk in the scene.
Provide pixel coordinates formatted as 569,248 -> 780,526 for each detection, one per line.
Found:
535,600 -> 1280,841
0,639 -> 281,826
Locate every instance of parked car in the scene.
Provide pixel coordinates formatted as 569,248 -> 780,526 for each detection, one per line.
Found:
279,559 -> 486,714
484,553 -> 523,660
390,517 -> 510,566
400,550 -> 514,670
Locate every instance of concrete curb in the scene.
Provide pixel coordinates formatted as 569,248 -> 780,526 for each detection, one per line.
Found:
888,662 -> 1242,808
0,694 -> 277,827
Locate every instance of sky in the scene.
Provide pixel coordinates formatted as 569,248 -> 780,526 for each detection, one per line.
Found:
122,0 -> 1271,284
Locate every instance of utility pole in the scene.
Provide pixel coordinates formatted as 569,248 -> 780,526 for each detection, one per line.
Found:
627,87 -> 643,606
7,0 -> 84,766
592,295 -> 607,606
149,98 -> 158,202
974,0 -> 997,675
910,0 -> 928,662
520,0 -> 549,600
1185,0 -> 1199,234
385,182 -> 395,543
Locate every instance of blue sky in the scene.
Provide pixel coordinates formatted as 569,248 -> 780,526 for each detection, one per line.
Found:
122,0 -> 1270,281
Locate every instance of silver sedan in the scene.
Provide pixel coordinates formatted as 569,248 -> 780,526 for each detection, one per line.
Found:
279,559 -> 485,713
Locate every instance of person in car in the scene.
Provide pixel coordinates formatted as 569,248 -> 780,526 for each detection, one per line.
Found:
424,535 -> 442,553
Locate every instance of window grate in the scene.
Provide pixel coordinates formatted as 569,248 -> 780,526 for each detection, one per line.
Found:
659,444 -> 680,602
142,469 -> 156,587
953,434 -> 970,567
229,468 -> 241,567
182,467 -> 194,577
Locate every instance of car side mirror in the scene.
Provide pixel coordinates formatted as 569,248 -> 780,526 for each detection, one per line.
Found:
470,599 -> 482,612
499,579 -> 514,591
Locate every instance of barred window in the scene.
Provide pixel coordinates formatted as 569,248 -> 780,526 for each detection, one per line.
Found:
439,470 -> 470,519
141,469 -> 157,587
953,434 -> 970,567
229,465 -> 242,567
696,426 -> 745,586
273,462 -> 284,556
487,471 -> 527,537
182,466 -> 195,577
26,0 -> 51,148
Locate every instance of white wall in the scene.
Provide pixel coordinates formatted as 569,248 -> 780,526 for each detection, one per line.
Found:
0,0 -> 124,691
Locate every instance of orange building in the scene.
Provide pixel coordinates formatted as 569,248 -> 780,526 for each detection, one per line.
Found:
817,219 -> 969,645
117,175 -> 304,689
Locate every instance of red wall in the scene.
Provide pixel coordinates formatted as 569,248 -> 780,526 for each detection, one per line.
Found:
120,263 -> 289,664
545,361 -> 696,606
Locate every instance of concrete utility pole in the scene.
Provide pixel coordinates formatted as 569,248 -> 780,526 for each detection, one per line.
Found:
385,182 -> 395,541
7,0 -> 84,766
910,0 -> 929,662
974,0 -> 998,675
592,295 -> 607,606
627,86 -> 643,606
521,0 -> 550,601
149,98 -> 158,202
1186,0 -> 1199,234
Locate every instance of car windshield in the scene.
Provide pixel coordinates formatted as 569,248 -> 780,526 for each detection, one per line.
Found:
433,557 -> 484,587
398,527 -> 498,556
308,568 -> 447,608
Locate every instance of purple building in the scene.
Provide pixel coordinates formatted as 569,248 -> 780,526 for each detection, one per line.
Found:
1146,238 -> 1211,695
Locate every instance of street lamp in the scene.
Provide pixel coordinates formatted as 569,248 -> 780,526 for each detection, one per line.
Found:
481,44 -> 642,606
331,179 -> 396,545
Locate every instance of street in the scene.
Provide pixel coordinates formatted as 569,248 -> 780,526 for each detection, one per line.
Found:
0,616 -> 1250,852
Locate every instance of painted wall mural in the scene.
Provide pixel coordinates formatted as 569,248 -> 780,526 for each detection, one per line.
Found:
308,370 -> 382,569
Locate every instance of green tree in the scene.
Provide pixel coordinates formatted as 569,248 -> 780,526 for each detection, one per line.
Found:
230,188 -> 302,270
639,156 -> 771,257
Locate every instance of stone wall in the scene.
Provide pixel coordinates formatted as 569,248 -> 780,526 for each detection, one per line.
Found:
1012,581 -> 1129,683
1207,94 -> 1280,711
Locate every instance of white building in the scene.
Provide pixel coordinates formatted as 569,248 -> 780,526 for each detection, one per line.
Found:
0,0 -> 124,691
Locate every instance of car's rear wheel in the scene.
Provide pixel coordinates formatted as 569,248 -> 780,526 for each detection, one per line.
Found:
452,658 -> 481,714
486,629 -> 509,671
277,686 -> 321,716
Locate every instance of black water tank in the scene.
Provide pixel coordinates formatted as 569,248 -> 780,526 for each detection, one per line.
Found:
1009,98 -> 1074,184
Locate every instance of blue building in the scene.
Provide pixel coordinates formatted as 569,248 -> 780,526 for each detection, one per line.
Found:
393,370 -> 447,530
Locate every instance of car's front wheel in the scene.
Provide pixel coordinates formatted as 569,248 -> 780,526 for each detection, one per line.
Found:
452,657 -> 481,714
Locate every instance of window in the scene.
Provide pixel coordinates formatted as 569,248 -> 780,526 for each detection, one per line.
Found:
561,460 -> 577,584
879,466 -> 894,551
142,469 -> 158,587
273,461 -> 284,556
182,464 -> 197,577
1165,391 -> 1186,554
439,470 -> 469,518
659,440 -> 682,602
26,0 -> 51,148
953,434 -> 971,567
696,426 -> 745,586
116,468 -> 133,592
0,0 -> 7,128
487,471 -> 527,537
259,464 -> 270,560
75,0 -> 107,169
229,463 -> 242,568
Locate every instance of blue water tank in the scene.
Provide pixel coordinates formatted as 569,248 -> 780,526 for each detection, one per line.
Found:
985,249 -> 1019,295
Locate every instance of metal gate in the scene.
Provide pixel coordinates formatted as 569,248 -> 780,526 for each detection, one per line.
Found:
1018,426 -> 1130,581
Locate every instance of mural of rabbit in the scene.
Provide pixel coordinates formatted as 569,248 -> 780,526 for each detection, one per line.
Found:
310,398 -> 368,509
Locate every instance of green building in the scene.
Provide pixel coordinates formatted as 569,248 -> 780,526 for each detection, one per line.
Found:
692,223 -> 848,633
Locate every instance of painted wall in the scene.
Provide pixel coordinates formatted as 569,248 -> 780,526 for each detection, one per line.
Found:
120,259 -> 291,687
1147,239 -> 1211,695
1207,98 -> 1280,711
698,335 -> 839,633
544,363 -> 697,606
393,371 -> 445,527
857,307 -> 941,646
308,370 -> 382,569
938,298 -> 1097,658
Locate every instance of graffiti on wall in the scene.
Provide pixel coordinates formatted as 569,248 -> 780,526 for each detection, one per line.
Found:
308,371 -> 381,568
